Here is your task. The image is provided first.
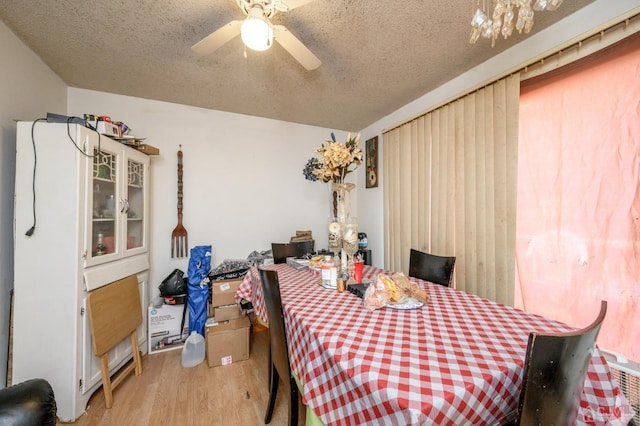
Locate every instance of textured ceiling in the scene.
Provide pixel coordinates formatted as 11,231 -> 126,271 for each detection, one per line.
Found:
0,0 -> 594,130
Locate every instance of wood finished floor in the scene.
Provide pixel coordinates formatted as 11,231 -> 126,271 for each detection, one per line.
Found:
64,328 -> 306,425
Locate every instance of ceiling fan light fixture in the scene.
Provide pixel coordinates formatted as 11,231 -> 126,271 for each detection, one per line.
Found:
241,5 -> 274,51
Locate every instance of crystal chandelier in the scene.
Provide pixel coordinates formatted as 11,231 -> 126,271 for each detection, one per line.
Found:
469,0 -> 563,46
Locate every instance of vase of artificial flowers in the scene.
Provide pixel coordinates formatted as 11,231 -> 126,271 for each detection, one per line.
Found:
303,132 -> 362,220
304,132 -> 362,279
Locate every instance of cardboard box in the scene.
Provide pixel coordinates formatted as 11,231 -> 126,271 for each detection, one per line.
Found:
211,278 -> 242,307
86,120 -> 122,137
213,304 -> 244,321
205,316 -> 251,367
148,304 -> 188,354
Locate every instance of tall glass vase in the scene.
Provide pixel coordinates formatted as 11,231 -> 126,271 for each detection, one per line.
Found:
331,182 -> 355,223
342,217 -> 358,282
329,182 -> 355,279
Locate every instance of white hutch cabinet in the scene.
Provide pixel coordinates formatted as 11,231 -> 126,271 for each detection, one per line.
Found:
12,121 -> 150,422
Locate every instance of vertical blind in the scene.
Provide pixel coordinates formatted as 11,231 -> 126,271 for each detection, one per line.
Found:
383,74 -> 519,305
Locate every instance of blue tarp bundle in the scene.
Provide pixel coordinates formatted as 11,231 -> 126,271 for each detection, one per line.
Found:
187,245 -> 211,336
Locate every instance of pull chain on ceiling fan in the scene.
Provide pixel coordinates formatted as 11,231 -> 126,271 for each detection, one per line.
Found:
191,0 -> 321,71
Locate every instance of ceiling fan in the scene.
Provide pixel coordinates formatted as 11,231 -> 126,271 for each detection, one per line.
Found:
191,0 -> 321,71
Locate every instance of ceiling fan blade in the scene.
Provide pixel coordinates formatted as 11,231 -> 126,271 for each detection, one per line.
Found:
191,20 -> 242,56
274,25 -> 321,71
274,0 -> 316,12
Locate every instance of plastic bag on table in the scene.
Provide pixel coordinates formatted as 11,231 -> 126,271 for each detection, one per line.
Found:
363,274 -> 390,311
188,245 -> 211,336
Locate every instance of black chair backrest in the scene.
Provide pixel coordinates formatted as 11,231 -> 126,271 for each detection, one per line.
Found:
259,268 -> 292,382
408,248 -> 456,287
516,300 -> 608,425
271,240 -> 315,264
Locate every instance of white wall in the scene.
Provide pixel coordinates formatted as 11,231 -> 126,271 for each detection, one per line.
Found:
68,89 -> 344,298
0,21 -> 67,387
355,0 -> 640,268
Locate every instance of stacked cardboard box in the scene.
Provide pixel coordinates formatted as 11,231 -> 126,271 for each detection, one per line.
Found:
210,278 -> 244,321
205,316 -> 251,367
206,278 -> 250,367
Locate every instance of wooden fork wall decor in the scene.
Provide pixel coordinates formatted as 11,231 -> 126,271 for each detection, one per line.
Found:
171,145 -> 188,257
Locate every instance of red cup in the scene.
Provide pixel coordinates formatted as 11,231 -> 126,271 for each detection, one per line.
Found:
354,261 -> 364,283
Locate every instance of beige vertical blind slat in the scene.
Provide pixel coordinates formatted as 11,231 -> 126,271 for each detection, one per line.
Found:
383,73 -> 519,305
444,105 -> 456,254
383,130 -> 396,269
454,99 -> 468,292
490,82 -> 504,302
399,124 -> 413,270
504,75 -> 519,305
463,94 -> 479,297
410,120 -> 420,254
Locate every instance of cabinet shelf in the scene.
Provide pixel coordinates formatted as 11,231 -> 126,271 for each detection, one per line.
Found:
93,176 -> 116,184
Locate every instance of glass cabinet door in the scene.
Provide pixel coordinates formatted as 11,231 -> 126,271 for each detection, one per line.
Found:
84,132 -> 148,268
91,147 -> 119,259
126,158 -> 145,251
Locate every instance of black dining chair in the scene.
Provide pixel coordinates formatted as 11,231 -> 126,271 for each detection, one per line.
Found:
509,300 -> 608,425
271,240 -> 315,264
259,268 -> 299,426
408,248 -> 456,287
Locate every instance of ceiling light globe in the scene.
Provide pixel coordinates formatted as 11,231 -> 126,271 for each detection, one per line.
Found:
241,14 -> 274,51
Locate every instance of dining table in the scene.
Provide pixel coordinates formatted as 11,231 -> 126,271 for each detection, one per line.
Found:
235,263 -> 634,425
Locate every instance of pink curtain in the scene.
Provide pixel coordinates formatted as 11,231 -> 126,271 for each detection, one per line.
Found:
515,33 -> 640,361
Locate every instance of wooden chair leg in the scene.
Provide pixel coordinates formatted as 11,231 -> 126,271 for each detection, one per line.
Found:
130,332 -> 142,376
101,332 -> 143,410
267,345 -> 272,388
99,354 -> 114,409
265,363 -> 279,424
288,376 -> 299,426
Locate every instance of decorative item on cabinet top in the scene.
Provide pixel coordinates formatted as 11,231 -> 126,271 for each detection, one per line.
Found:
84,113 -> 160,155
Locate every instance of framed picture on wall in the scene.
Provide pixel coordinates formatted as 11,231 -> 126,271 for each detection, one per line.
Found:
365,136 -> 378,188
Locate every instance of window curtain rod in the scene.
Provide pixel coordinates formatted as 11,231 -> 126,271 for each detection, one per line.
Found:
382,12 -> 640,136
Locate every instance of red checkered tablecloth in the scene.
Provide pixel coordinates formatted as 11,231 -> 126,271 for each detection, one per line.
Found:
236,264 -> 634,425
